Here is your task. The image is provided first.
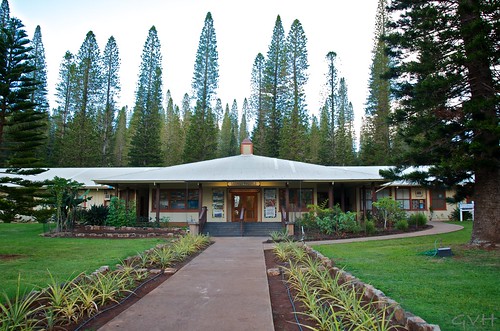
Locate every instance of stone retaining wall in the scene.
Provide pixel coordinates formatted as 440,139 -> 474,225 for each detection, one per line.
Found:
43,225 -> 186,238
303,243 -> 441,331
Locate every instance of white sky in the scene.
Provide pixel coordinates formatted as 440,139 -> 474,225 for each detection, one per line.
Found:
10,0 -> 378,135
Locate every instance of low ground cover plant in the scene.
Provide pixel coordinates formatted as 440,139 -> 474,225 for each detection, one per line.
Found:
312,221 -> 499,330
0,234 -> 211,330
273,241 -> 402,330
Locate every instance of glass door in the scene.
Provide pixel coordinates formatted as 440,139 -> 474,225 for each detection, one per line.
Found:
231,191 -> 258,222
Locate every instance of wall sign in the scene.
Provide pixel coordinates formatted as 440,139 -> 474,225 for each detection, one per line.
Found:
212,190 -> 224,218
264,189 -> 276,218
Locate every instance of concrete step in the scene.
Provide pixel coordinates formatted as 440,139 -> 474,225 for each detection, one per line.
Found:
202,222 -> 283,237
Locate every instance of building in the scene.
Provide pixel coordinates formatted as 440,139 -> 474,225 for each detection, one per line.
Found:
6,139 -> 457,229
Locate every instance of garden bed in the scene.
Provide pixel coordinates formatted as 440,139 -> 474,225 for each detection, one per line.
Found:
265,242 -> 441,331
42,224 -> 187,239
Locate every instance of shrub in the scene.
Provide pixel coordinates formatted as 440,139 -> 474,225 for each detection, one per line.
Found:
396,219 -> 409,231
337,211 -> 361,234
364,220 -> 376,234
372,197 -> 407,229
106,197 -> 136,227
408,212 -> 427,227
82,204 -> 109,226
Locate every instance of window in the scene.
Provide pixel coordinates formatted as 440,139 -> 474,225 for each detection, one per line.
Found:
361,188 -> 390,211
430,188 -> 446,210
279,188 -> 313,211
396,188 -> 410,210
152,189 -> 199,211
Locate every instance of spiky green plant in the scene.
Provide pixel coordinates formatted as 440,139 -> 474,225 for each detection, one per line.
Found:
0,275 -> 43,331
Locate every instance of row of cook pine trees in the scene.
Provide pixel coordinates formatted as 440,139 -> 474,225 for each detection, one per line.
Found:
0,0 -> 398,169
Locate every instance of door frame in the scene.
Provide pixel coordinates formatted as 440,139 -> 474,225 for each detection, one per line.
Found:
229,189 -> 260,222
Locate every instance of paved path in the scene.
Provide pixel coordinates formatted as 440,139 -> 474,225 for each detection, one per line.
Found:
99,221 -> 462,330
99,237 -> 274,331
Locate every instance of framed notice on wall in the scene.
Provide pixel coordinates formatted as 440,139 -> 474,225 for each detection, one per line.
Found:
212,190 -> 224,218
264,189 -> 277,218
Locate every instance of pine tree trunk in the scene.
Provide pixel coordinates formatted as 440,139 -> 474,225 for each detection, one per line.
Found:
471,168 -> 500,244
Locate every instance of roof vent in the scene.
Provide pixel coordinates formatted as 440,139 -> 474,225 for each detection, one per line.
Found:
240,138 -> 253,155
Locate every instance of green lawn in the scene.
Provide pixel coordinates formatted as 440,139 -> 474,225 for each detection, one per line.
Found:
312,221 -> 500,331
0,223 -> 165,299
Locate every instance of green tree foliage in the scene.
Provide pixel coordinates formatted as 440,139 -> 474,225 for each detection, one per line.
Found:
0,6 -> 49,223
249,53 -> 266,154
112,106 -> 128,166
164,92 -> 184,165
99,35 -> 120,166
334,78 -> 356,165
106,196 -> 136,227
307,115 -> 321,164
321,51 -> 338,165
28,25 -> 49,164
279,19 -> 309,161
184,12 -> 219,162
239,98 -> 249,144
359,0 -> 394,165
50,51 -> 77,165
61,31 -> 102,166
218,104 -> 236,157
47,177 -> 90,231
129,26 -> 164,166
384,0 -> 499,244
229,99 -> 239,153
262,15 -> 288,157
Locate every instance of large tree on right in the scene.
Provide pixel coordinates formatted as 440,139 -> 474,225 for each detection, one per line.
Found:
385,0 -> 499,244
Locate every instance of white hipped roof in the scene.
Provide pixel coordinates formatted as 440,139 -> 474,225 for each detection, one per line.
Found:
2,156 -> 393,189
92,154 -> 389,185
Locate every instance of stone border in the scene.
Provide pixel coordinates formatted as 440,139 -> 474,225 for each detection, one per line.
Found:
43,225 -> 186,238
303,243 -> 441,331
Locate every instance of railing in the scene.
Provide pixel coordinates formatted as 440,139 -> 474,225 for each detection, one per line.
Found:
281,206 -> 288,225
239,208 -> 245,237
199,206 -> 208,233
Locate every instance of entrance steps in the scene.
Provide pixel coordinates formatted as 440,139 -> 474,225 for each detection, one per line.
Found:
202,222 -> 283,237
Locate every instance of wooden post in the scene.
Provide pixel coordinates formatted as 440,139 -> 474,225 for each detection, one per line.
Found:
371,182 -> 377,212
328,182 -> 334,209
155,184 -> 160,225
341,184 -> 345,211
285,183 -> 290,222
198,183 -> 203,212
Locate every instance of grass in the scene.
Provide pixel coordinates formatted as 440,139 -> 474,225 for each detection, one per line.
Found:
312,221 -> 500,331
0,223 -> 165,299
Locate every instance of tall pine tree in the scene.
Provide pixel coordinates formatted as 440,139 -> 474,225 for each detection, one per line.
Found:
334,78 -> 356,165
62,31 -> 101,166
279,19 -> 309,160
239,98 -> 249,144
184,12 -> 219,162
0,9 -> 48,222
164,92 -> 184,165
129,26 -> 164,166
262,15 -> 288,157
28,25 -> 49,164
359,0 -> 393,165
99,36 -> 120,166
249,53 -> 266,154
384,0 -> 499,244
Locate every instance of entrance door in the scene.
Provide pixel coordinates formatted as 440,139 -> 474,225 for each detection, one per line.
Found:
231,190 -> 259,222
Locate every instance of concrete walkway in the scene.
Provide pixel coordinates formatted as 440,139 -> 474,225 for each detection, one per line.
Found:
99,221 -> 462,330
99,237 -> 274,331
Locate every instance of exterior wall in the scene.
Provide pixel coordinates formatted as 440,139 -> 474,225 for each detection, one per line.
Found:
357,185 -> 457,221
80,189 -> 115,209
81,185 -> 458,223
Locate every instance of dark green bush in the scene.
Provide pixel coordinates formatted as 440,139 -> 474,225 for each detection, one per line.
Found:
364,220 -> 376,234
408,212 -> 427,227
396,219 -> 409,231
82,204 -> 109,226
